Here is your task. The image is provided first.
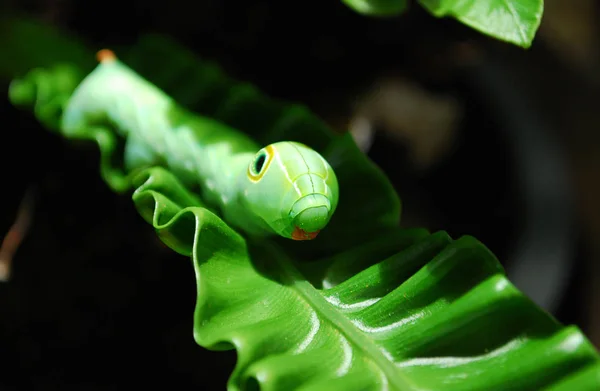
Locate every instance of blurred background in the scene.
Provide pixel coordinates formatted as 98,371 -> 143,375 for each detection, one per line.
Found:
1,0 -> 599,389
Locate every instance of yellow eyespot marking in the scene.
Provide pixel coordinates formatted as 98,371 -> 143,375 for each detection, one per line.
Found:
247,144 -> 275,182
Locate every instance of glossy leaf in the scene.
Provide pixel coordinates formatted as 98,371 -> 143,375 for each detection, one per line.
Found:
133,167 -> 599,391
338,0 -> 544,49
418,0 -> 544,48
6,17 -> 600,391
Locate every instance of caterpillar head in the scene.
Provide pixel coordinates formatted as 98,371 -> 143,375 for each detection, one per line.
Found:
241,141 -> 339,241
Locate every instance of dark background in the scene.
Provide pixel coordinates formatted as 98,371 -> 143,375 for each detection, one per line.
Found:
1,1 -> 600,389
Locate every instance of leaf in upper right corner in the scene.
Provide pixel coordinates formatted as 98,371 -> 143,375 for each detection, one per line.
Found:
418,0 -> 544,48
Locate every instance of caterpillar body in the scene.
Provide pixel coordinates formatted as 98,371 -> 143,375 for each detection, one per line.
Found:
61,49 -> 339,241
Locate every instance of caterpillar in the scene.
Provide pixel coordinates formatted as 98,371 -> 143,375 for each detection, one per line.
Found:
61,49 -> 339,241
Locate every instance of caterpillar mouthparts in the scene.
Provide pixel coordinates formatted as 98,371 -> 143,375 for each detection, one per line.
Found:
291,227 -> 320,241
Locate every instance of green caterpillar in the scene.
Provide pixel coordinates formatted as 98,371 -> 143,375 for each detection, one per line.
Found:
61,49 -> 339,241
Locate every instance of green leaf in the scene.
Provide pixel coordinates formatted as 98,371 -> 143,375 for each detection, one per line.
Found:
338,0 -> 543,48
418,0 -> 544,48
131,166 -> 600,390
6,17 -> 600,391
341,0 -> 408,16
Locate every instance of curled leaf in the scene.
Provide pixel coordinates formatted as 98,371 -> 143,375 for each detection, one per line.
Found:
130,166 -> 600,391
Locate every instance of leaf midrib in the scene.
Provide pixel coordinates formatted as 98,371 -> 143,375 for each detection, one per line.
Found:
502,0 -> 527,43
266,242 -> 415,391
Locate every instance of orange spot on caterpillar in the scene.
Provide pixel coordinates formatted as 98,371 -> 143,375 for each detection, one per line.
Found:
291,226 -> 320,241
96,49 -> 117,63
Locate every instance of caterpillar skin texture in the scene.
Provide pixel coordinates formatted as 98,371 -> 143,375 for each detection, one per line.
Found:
61,49 -> 339,241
